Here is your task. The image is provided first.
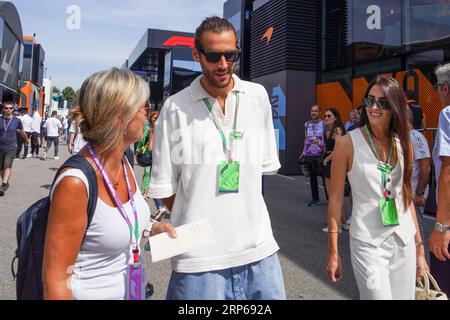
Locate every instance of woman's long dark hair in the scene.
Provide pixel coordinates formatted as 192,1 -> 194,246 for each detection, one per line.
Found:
325,107 -> 346,138
359,75 -> 412,210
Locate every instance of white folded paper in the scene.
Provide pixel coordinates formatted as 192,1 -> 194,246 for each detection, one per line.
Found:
149,218 -> 216,262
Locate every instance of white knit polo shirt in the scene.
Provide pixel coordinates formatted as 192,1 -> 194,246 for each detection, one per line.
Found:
149,75 -> 281,273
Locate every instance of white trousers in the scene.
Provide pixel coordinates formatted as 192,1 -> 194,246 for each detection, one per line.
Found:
350,234 -> 416,300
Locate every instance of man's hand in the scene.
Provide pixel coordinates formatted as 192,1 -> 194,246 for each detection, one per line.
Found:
414,195 -> 426,208
68,144 -> 73,155
429,230 -> 450,261
150,221 -> 177,239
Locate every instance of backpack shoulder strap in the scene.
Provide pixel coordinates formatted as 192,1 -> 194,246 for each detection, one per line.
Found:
53,155 -> 98,228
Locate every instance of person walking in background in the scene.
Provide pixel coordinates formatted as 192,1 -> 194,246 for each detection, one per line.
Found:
406,108 -> 431,244
345,109 -> 359,131
30,107 -> 41,158
321,108 -> 346,232
40,111 -> 49,148
43,68 -> 176,300
16,108 -> 32,159
137,111 -> 168,220
429,63 -> 450,295
62,117 -> 68,142
68,116 -> 87,155
303,104 -> 325,207
405,90 -> 426,130
0,102 -> 29,196
326,76 -> 428,300
42,111 -> 62,160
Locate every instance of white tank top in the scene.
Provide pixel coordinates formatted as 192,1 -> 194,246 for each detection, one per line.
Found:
347,128 -> 416,247
50,162 -> 151,300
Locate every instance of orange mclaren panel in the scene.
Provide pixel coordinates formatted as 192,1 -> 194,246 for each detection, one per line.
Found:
317,82 -> 353,120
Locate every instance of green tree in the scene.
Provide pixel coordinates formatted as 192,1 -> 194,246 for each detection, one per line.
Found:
52,86 -> 61,94
62,86 -> 76,102
72,89 -> 81,106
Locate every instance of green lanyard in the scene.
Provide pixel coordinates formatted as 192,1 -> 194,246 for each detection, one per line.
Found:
202,92 -> 240,162
365,125 -> 394,198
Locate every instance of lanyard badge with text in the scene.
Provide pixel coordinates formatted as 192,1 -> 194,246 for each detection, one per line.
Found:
203,93 -> 243,193
88,145 -> 146,300
365,126 -> 399,227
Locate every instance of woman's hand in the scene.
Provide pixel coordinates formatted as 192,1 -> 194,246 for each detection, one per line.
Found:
416,245 -> 429,279
327,253 -> 343,283
151,221 -> 177,239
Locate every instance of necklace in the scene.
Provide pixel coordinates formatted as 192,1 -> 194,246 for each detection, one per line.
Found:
106,164 -> 122,190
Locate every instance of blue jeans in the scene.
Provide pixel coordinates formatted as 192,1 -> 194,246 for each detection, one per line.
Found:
166,253 -> 286,300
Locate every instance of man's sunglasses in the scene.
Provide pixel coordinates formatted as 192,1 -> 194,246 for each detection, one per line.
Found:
433,82 -> 447,91
362,97 -> 392,110
3,107 -> 13,110
197,47 -> 240,63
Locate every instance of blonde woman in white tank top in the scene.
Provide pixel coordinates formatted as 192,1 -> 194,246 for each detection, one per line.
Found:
326,76 -> 429,300
42,68 -> 177,300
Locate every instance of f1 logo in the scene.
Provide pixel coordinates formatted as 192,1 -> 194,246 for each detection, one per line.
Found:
163,36 -> 195,48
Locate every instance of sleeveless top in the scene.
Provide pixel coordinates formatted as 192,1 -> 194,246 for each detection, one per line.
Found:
50,160 -> 151,300
304,120 -> 324,157
347,129 -> 416,247
324,129 -> 336,155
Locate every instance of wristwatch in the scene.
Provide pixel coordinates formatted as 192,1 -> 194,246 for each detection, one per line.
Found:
434,223 -> 450,233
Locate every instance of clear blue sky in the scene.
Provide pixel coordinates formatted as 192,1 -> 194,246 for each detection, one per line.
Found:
12,0 -> 226,90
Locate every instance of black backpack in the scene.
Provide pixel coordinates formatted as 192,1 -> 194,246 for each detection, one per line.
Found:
11,155 -> 98,300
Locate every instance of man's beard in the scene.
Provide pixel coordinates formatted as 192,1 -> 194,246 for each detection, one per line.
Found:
201,62 -> 234,89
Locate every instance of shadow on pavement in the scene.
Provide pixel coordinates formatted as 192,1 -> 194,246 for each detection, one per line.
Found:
40,184 -> 52,190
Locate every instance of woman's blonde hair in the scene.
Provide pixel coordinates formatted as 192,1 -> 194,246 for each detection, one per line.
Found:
72,67 -> 150,154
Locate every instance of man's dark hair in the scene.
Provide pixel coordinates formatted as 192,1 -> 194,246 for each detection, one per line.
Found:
195,16 -> 238,49
51,111 -> 58,116
3,101 -> 14,108
32,106 -> 37,112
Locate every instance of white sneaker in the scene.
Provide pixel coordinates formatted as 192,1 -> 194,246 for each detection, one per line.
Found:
154,206 -> 168,221
26,153 -> 32,158
322,226 -> 342,233
54,156 -> 59,160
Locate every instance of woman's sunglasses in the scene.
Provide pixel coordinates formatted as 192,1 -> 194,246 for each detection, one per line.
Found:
362,97 -> 392,110
324,114 -> 333,119
197,47 -> 240,64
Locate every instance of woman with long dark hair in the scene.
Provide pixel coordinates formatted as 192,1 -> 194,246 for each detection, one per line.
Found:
325,75 -> 428,299
321,108 -> 346,232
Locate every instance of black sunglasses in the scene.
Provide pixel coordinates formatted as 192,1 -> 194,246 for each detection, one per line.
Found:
362,97 -> 392,110
433,82 -> 446,91
197,47 -> 240,63
3,107 -> 13,110
324,114 -> 333,119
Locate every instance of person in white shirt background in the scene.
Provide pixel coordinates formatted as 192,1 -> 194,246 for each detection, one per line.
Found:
30,107 -> 41,158
149,16 -> 285,300
405,108 -> 431,244
16,108 -> 33,159
43,111 -> 62,160
68,118 -> 87,155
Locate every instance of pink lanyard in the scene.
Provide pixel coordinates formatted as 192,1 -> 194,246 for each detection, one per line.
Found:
87,145 -> 140,257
